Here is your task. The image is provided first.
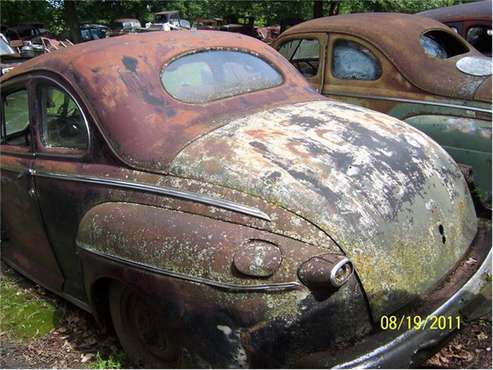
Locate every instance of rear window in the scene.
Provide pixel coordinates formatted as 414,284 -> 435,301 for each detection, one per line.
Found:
420,30 -> 469,59
161,50 -> 283,104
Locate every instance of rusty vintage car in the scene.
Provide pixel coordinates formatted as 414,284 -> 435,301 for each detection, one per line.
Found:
418,0 -> 492,57
272,13 -> 492,211
0,31 -> 491,368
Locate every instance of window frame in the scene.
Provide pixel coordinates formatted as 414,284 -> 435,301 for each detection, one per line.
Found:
330,37 -> 383,82
160,47 -> 286,104
0,76 -> 35,157
275,32 -> 328,92
32,75 -> 92,160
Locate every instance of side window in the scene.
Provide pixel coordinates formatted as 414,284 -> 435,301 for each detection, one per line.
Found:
279,38 -> 320,78
332,39 -> 382,81
38,84 -> 88,150
1,89 -> 30,146
466,26 -> 492,56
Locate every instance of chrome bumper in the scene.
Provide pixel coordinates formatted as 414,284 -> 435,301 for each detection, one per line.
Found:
333,248 -> 492,369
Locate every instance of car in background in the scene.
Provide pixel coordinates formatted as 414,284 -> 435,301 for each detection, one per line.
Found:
0,33 -> 26,75
273,13 -> 492,210
2,22 -> 53,43
220,15 -> 259,38
149,10 -> 191,30
418,0 -> 492,57
109,18 -> 142,36
1,30 -> 491,369
80,24 -> 109,42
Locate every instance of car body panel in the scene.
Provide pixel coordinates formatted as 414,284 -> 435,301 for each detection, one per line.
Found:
171,99 -> 478,318
272,14 -> 492,207
3,31 -> 317,174
0,30 -> 489,367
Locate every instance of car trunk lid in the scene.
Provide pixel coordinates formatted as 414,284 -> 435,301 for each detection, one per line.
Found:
171,100 -> 478,318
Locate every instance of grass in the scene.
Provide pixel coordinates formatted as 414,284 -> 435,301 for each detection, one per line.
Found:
89,352 -> 126,369
0,275 -> 60,339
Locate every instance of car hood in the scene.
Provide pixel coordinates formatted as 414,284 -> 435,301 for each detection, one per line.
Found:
170,100 -> 478,318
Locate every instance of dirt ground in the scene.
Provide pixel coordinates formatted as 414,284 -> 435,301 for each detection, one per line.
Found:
0,262 -> 491,369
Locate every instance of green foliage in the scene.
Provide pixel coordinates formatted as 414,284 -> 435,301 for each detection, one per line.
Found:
0,275 -> 61,339
0,0 -> 463,38
89,351 -> 126,369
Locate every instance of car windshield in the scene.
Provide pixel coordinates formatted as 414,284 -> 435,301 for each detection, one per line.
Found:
161,50 -> 283,103
0,37 -> 15,56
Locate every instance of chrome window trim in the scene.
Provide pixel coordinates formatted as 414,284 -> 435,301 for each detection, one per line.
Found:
34,75 -> 92,156
32,169 -> 272,222
78,242 -> 300,292
326,91 -> 492,114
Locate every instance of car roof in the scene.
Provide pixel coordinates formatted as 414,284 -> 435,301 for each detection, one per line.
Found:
281,12 -> 487,100
418,0 -> 492,23
2,31 -> 317,173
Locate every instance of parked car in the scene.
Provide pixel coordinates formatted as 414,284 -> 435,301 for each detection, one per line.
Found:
148,10 -> 191,30
418,0 -> 492,57
109,18 -> 142,36
80,24 -> 109,42
2,22 -> 53,43
0,33 -> 26,75
1,31 -> 490,368
272,13 -> 492,210
220,16 -> 260,38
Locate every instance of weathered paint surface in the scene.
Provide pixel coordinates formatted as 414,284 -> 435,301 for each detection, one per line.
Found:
405,114 -> 492,204
171,100 -> 478,318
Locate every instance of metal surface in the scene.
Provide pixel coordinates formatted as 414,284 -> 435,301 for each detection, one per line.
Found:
171,99 -> 478,318
334,247 -> 492,368
0,28 -> 489,368
77,242 -> 301,292
279,13 -> 488,101
1,31 -> 317,173
327,91 -> 492,114
418,0 -> 492,23
456,56 -> 492,76
32,169 -> 271,221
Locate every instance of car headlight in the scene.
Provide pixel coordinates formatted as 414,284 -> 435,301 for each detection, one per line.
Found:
233,239 -> 282,278
298,254 -> 353,289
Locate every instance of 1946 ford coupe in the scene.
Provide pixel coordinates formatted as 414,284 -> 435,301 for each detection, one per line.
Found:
0,31 -> 491,368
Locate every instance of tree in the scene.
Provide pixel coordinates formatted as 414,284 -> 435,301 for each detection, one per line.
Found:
313,0 -> 323,18
63,0 -> 80,43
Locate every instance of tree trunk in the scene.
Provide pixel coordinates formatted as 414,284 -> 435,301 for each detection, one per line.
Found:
64,0 -> 80,43
313,0 -> 323,19
328,0 -> 341,16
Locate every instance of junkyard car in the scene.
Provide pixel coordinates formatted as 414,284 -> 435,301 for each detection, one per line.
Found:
272,13 -> 492,210
1,31 -> 491,368
109,18 -> 142,36
418,0 -> 492,57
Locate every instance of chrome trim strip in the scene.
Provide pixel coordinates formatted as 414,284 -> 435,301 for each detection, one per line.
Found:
32,169 -> 271,222
77,243 -> 301,292
326,92 -> 492,114
334,247 -> 493,368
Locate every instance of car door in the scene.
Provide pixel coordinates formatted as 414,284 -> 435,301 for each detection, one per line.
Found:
275,33 -> 328,92
30,75 -> 93,302
0,77 -> 64,291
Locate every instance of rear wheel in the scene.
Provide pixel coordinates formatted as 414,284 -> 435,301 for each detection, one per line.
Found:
109,282 -> 183,368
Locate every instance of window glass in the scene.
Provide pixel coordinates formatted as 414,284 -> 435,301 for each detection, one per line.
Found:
39,84 -> 88,150
162,50 -> 283,104
332,39 -> 382,80
2,89 -> 30,146
278,38 -> 320,78
420,30 -> 469,59
467,26 -> 492,56
420,35 -> 448,58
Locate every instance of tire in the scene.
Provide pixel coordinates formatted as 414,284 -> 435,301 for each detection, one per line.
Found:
109,282 -> 183,368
